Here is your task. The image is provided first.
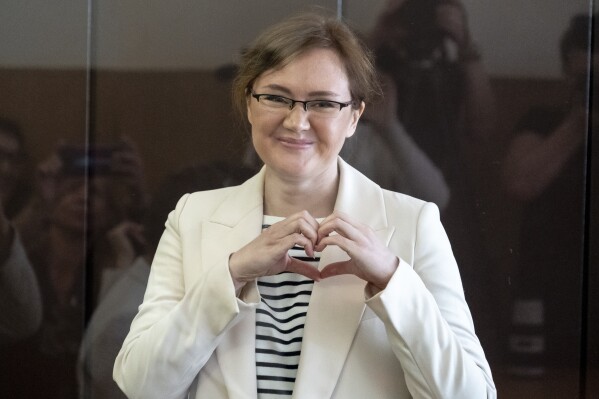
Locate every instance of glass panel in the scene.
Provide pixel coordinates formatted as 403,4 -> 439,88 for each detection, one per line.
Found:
587,21 -> 598,394
82,1 -> 338,399
0,1 -> 90,398
2,1 -> 594,398
343,0 -> 593,397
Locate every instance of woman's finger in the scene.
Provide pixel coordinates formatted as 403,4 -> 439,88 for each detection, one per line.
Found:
319,261 -> 353,280
286,257 -> 321,281
316,213 -> 364,252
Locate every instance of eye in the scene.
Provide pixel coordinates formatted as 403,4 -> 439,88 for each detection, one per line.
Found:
309,100 -> 338,109
262,94 -> 289,104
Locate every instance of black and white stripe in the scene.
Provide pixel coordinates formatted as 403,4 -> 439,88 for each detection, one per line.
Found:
256,216 -> 320,398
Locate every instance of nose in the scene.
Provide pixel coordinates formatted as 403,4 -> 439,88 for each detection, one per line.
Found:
282,104 -> 311,132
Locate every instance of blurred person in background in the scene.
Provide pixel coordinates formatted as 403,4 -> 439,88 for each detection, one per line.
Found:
0,117 -> 42,344
368,0 -> 499,347
340,71 -> 450,209
370,0 -> 497,153
78,161 -> 252,399
1,138 -> 148,399
502,13 -> 597,376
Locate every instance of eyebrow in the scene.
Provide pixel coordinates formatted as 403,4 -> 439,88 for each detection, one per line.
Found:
260,84 -> 342,99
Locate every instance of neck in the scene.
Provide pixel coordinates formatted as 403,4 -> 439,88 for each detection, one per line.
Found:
263,165 -> 339,218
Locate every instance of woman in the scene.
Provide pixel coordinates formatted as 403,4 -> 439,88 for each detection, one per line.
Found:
114,12 -> 496,399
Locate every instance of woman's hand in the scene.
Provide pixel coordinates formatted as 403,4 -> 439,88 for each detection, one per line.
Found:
316,211 -> 399,291
228,211 -> 322,290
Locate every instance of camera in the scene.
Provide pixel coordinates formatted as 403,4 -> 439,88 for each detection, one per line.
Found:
375,0 -> 450,68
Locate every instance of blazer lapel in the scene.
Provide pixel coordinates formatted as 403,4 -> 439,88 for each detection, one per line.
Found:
204,170 -> 265,399
292,245 -> 365,399
293,158 -> 395,398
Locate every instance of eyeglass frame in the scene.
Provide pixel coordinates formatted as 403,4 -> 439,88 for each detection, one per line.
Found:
248,89 -> 357,113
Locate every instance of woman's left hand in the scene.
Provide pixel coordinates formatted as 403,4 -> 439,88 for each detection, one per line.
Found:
316,211 -> 399,291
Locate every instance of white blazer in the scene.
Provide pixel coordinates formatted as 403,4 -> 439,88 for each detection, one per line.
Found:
114,158 -> 496,399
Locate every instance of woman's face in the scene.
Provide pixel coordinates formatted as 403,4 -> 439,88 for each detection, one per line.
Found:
247,48 -> 364,183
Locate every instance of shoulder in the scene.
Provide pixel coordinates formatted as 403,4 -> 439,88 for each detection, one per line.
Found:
339,157 -> 434,223
381,188 -> 437,225
341,158 -> 439,237
169,185 -> 240,225
381,188 -> 427,208
167,169 -> 263,231
186,185 -> 239,208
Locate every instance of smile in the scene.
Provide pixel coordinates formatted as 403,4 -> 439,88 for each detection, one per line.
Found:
277,137 -> 314,149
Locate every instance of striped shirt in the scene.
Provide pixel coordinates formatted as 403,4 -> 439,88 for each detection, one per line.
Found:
256,216 -> 321,398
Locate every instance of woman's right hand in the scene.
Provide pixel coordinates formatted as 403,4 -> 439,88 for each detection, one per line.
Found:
228,211 -> 322,290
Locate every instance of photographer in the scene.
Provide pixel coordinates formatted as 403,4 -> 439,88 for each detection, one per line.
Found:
0,117 -> 41,344
2,137 -> 149,399
502,13 -> 597,375
78,161 -> 252,399
340,72 -> 451,209
370,0 -> 497,160
368,0 -> 499,347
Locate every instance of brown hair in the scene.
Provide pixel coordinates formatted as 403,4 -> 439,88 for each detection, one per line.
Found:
232,11 -> 380,122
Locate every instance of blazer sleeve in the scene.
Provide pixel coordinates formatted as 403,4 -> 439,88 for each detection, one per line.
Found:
366,202 -> 497,399
113,194 -> 257,399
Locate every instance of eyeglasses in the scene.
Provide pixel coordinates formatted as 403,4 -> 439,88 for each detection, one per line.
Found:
249,90 -> 356,117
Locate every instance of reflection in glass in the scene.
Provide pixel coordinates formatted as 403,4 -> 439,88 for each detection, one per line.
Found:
0,118 -> 41,344
0,0 -> 595,398
500,12 -> 595,395
347,0 -> 500,364
345,0 -> 595,397
85,2 -> 339,398
0,1 -> 89,398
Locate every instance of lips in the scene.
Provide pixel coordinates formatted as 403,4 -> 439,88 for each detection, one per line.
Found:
277,136 -> 314,148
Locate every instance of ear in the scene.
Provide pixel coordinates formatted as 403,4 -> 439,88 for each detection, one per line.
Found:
346,101 -> 365,138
